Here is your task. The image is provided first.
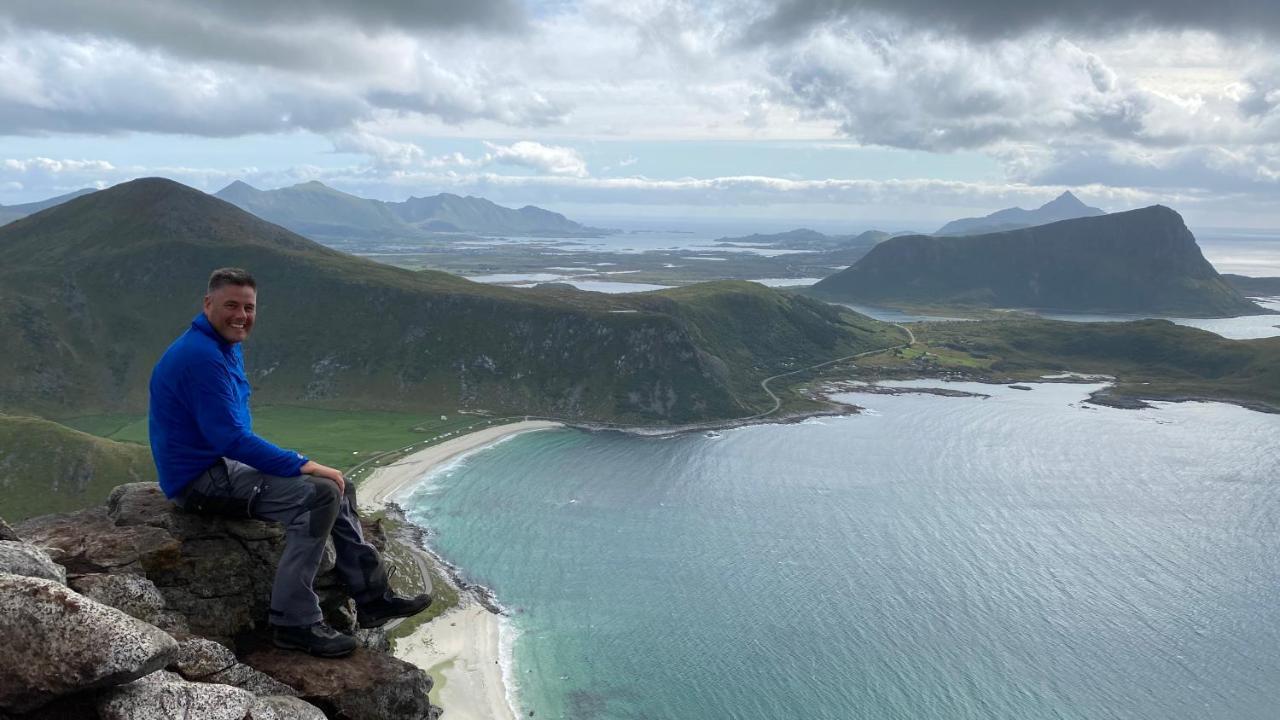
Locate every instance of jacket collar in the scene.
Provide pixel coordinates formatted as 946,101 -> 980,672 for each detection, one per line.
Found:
191,312 -> 234,349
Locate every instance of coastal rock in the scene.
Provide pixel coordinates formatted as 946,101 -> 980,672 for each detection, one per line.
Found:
20,482 -> 345,641
170,637 -> 238,678
205,662 -> 300,697
256,696 -> 329,720
0,516 -> 18,541
0,573 -> 179,714
70,572 -> 169,625
17,506 -> 181,575
242,642 -> 436,720
0,539 -> 67,583
97,670 -> 257,720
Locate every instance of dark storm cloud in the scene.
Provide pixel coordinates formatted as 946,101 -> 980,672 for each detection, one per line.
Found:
0,0 -> 526,71
744,0 -> 1280,43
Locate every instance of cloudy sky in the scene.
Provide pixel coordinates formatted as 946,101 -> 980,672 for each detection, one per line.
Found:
1,0 -> 1278,229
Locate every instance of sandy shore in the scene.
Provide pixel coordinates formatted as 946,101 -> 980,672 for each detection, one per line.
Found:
360,420 -> 562,511
396,603 -> 518,720
358,419 -> 560,720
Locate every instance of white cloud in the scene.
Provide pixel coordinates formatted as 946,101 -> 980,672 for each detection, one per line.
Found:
482,141 -> 589,177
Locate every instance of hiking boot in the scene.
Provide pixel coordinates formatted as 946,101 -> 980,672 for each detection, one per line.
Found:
272,621 -> 358,658
357,592 -> 432,629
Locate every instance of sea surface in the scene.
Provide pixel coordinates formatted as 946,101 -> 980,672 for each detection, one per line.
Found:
401,382 -> 1280,720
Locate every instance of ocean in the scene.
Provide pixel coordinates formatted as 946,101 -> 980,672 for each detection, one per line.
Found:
402,382 -> 1280,720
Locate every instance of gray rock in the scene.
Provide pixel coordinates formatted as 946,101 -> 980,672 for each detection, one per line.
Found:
205,662 -> 299,697
97,670 -> 256,720
0,540 -> 66,583
0,516 -> 18,541
70,572 -> 167,623
21,483 -> 353,641
244,644 -> 436,720
354,627 -> 391,653
170,637 -> 237,679
0,574 -> 179,714
254,696 -> 328,720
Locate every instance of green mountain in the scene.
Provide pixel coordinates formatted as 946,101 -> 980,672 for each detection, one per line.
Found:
214,180 -> 607,238
0,415 -> 155,521
0,188 -> 96,226
935,191 -> 1105,236
810,206 -> 1266,317
0,178 -> 899,423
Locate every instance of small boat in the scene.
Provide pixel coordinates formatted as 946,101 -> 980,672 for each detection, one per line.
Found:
704,431 -> 721,438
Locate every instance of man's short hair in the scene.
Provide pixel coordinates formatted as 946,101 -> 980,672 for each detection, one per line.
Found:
207,268 -> 257,294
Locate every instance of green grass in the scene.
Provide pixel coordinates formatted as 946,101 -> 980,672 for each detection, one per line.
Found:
837,317 -> 1280,411
60,406 -> 498,471
0,415 -> 157,521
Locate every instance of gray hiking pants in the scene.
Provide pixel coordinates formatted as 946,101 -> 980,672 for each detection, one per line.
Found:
176,458 -> 389,627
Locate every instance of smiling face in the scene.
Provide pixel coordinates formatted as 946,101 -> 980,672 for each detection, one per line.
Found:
203,283 -> 257,344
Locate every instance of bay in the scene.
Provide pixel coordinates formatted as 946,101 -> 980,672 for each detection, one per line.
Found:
404,382 -> 1280,719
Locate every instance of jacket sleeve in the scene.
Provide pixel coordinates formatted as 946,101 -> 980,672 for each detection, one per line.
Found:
189,358 -> 308,477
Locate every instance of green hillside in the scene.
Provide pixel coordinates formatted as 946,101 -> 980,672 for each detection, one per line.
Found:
0,415 -> 156,521
810,206 -> 1265,317
853,317 -> 1280,411
0,178 -> 899,423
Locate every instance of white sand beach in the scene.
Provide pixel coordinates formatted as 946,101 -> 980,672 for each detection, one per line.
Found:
357,419 -> 561,720
360,420 -> 562,510
397,603 -> 518,720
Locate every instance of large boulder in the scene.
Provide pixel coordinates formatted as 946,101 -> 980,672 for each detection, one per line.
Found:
0,539 -> 66,583
69,572 -> 179,629
18,483 -> 342,641
0,516 -> 19,541
242,642 -> 440,720
97,670 -> 317,720
0,574 -> 179,714
97,670 -> 258,720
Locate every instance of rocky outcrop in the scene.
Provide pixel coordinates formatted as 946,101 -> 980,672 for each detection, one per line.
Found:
3,483 -> 442,719
0,574 -> 178,713
0,540 -> 67,583
242,643 -> 440,720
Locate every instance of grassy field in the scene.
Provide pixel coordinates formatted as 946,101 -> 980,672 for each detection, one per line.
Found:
61,406 -> 500,472
835,317 -> 1280,411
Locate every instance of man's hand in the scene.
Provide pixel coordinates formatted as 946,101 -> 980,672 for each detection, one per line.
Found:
300,460 -> 345,495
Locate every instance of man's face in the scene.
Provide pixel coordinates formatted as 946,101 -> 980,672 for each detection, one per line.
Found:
203,284 -> 257,344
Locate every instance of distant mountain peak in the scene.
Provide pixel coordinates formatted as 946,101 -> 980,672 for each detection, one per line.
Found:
1042,191 -> 1087,210
220,180 -> 259,192
936,190 -> 1105,236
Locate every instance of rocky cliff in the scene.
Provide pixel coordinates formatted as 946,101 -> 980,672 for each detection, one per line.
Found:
1,484 -> 441,720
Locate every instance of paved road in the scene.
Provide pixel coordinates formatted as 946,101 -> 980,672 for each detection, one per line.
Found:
746,322 -> 916,421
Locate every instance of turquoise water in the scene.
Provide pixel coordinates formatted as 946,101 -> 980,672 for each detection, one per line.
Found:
403,382 -> 1280,720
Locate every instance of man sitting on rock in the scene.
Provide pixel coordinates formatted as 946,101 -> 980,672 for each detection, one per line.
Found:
148,267 -> 430,658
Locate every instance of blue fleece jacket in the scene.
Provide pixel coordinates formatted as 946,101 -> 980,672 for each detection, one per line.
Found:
149,313 -> 307,497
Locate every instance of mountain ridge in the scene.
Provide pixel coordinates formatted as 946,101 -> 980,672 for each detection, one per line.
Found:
0,177 -> 899,422
214,180 -> 610,238
811,206 -> 1266,317
936,191 -> 1105,236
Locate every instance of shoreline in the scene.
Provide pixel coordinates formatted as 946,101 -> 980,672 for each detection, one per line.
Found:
361,420 -> 563,510
358,419 -> 562,720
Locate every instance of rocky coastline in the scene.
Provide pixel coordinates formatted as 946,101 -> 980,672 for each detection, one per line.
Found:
1,484 -> 443,720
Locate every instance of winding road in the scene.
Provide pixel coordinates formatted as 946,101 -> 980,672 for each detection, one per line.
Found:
745,322 -> 916,421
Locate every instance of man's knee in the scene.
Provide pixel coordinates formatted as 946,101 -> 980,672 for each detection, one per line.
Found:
301,477 -> 341,538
